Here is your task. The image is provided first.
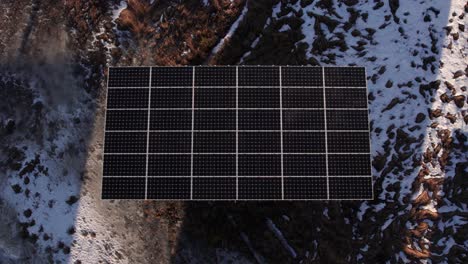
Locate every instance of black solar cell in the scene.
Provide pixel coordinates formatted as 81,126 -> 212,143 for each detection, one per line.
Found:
282,88 -> 324,108
151,88 -> 192,108
282,67 -> 323,87
108,67 -> 150,87
107,88 -> 149,109
194,110 -> 236,130
193,155 -> 236,176
102,177 -> 146,199
147,177 -> 191,199
326,110 -> 369,130
105,110 -> 148,131
238,155 -> 282,176
238,110 -> 280,130
193,177 -> 236,200
104,132 -> 147,153
284,177 -> 328,199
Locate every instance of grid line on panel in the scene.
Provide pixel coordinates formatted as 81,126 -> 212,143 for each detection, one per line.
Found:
322,67 -> 330,199
191,66 -> 195,200
236,66 -> 239,200
145,67 -> 152,199
279,66 -> 284,200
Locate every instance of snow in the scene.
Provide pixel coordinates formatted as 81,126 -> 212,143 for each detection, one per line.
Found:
112,0 -> 127,21
266,218 -> 297,259
211,2 -> 248,55
278,24 -> 291,32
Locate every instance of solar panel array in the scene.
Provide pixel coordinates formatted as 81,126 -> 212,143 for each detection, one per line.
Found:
102,66 -> 372,200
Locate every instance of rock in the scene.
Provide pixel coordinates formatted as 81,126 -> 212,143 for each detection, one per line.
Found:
373,2 -> 384,10
440,93 -> 451,103
430,109 -> 443,119
453,70 -> 464,78
66,196 -> 79,205
385,80 -> 393,88
419,80 -> 441,95
459,23 -> 465,32
452,32 -> 459,41
445,81 -> 455,91
383,98 -> 403,112
415,113 -> 426,123
11,184 -> 22,193
372,154 -> 387,171
453,95 -> 466,108
445,113 -> 457,123
351,29 -> 361,36
24,209 -> 32,218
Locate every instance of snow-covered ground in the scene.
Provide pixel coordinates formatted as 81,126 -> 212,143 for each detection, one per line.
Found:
0,0 -> 466,263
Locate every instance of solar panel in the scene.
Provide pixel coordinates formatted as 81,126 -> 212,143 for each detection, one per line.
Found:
102,66 -> 372,200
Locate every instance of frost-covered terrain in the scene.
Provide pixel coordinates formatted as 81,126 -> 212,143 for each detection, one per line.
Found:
0,0 -> 466,263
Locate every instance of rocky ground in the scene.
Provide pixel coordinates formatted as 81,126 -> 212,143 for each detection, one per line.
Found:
0,0 -> 466,263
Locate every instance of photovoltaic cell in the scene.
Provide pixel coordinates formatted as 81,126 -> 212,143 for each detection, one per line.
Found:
102,66 -> 372,201
152,67 -> 192,87
238,110 -> 280,130
105,110 -> 148,130
282,88 -> 324,108
195,67 -> 236,87
282,67 -> 323,87
284,178 -> 328,199
108,67 -> 150,87
107,88 -> 149,109
324,67 -> 366,87
193,155 -> 236,176
151,88 -> 192,108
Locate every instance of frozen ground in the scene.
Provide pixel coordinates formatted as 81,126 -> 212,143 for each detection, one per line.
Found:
0,0 -> 466,263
